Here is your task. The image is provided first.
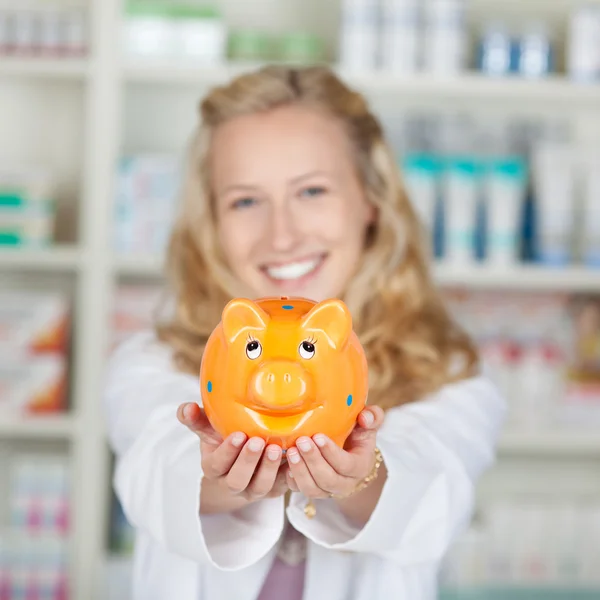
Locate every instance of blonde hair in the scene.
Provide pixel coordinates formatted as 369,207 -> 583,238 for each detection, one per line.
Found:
156,65 -> 479,410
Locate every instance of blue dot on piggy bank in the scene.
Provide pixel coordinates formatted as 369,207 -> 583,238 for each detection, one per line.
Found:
207,381 -> 213,393
346,394 -> 353,406
282,305 -> 294,310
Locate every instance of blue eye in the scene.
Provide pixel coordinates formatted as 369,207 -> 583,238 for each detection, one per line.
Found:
300,186 -> 326,198
232,197 -> 257,210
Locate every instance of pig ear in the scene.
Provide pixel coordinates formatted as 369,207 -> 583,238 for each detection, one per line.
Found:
222,298 -> 270,344
300,299 -> 352,350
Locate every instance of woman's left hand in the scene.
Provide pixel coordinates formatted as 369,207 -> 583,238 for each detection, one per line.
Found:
285,406 -> 385,499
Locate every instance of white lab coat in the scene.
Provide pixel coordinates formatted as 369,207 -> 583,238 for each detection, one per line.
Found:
103,331 -> 506,600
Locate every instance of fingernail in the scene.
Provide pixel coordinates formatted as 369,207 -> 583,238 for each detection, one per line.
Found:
267,447 -> 281,461
288,469 -> 294,478
362,411 -> 374,427
287,449 -> 301,464
248,438 -> 265,452
297,438 -> 311,452
313,434 -> 326,448
231,432 -> 246,447
183,404 -> 194,419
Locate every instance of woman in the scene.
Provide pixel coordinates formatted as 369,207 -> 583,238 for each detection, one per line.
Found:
103,65 -> 506,600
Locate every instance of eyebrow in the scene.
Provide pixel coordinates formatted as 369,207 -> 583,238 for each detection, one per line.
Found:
289,170 -> 330,185
217,171 -> 332,197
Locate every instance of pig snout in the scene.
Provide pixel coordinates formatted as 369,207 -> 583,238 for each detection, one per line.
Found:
247,360 -> 316,413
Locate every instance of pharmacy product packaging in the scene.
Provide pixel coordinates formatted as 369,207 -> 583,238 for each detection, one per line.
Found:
338,0 -> 379,70
484,157 -> 528,265
114,154 -> 181,255
582,149 -> 600,267
379,0 -> 421,73
0,291 -> 70,354
441,157 -> 482,265
560,296 -> 600,427
402,153 -> 442,237
111,284 -> 163,350
532,143 -> 576,266
422,0 -> 467,74
567,5 -> 600,82
9,455 -> 71,536
0,354 -> 68,414
0,166 -> 56,247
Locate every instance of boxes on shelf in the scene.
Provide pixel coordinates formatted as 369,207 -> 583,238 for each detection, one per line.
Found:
444,289 -> 600,430
114,154 -> 181,256
0,166 -> 57,247
111,284 -> 164,349
0,1 -> 88,57
0,291 -> 71,414
440,498 -> 600,591
0,453 -> 71,599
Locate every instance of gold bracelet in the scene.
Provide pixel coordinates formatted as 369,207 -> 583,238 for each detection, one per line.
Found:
303,447 -> 384,519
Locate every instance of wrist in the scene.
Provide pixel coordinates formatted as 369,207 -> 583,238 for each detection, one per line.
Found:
331,447 -> 384,500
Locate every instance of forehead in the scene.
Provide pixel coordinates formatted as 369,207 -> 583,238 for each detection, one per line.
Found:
210,105 -> 354,183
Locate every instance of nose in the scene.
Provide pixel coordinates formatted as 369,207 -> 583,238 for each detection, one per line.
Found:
268,203 -> 301,253
248,360 -> 315,413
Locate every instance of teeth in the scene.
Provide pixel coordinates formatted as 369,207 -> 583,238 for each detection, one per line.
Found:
266,258 -> 321,280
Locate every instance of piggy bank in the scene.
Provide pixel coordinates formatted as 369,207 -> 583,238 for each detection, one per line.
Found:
199,296 -> 368,450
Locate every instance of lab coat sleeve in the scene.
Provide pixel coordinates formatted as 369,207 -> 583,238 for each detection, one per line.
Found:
103,331 -> 285,570
286,373 -> 507,565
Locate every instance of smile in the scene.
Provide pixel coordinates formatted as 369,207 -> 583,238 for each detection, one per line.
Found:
261,254 -> 327,281
238,398 -> 322,417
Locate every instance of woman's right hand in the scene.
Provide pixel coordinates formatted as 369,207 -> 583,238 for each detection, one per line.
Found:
177,402 -> 288,507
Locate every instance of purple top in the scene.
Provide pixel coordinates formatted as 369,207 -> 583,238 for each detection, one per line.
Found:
256,518 -> 306,600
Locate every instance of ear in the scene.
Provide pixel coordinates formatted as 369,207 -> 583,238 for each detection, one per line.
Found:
222,298 -> 270,344
300,299 -> 352,350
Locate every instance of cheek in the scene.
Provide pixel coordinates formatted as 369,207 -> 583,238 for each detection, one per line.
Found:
218,213 -> 265,266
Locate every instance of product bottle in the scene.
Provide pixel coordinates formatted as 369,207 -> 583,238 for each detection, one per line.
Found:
518,22 -> 554,78
582,150 -> 600,267
423,0 -> 467,74
477,22 -> 513,76
380,0 -> 421,73
567,5 -> 600,82
338,0 -> 379,71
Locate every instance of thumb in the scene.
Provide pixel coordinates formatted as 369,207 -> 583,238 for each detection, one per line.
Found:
177,402 -> 222,446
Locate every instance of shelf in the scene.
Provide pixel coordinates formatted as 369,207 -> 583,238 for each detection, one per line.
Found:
0,413 -> 78,440
434,264 -> 600,292
112,256 -> 600,292
113,254 -> 165,277
0,246 -> 84,271
498,430 -> 600,457
0,57 -> 90,79
123,60 -> 600,104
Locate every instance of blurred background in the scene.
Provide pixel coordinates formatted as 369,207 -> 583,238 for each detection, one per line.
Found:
0,0 -> 600,598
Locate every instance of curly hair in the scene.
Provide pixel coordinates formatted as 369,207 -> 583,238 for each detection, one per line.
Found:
155,65 -> 479,409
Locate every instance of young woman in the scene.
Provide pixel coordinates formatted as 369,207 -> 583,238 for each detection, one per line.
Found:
104,65 -> 506,600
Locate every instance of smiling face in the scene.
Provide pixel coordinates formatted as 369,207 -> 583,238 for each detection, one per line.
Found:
210,104 -> 375,302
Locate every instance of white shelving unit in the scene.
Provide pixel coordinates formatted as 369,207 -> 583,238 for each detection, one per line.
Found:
2,1 -> 600,599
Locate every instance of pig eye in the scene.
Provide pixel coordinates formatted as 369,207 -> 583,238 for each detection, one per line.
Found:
299,341 -> 315,360
246,340 -> 262,360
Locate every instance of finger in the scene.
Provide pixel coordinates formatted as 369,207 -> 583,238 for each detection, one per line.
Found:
286,469 -> 299,492
286,447 -> 329,499
267,462 -> 290,498
201,432 -> 247,479
177,402 -> 222,446
295,436 -> 352,495
312,433 -> 373,479
344,407 -> 384,452
224,437 -> 266,494
357,405 -> 385,430
246,444 -> 283,498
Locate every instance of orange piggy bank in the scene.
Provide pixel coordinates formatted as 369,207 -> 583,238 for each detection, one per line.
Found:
199,296 -> 368,450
